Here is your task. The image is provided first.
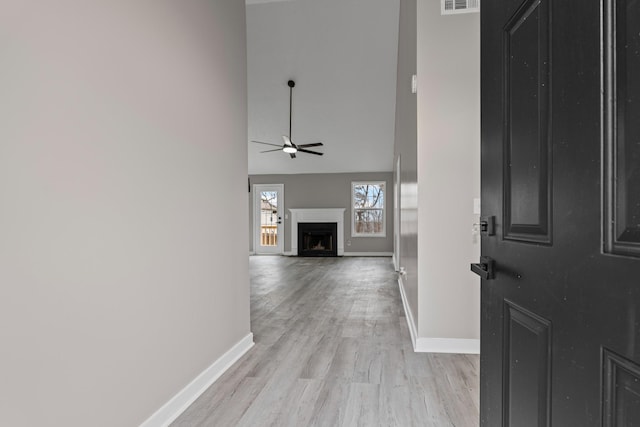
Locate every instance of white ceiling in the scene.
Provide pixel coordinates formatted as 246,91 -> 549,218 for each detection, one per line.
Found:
246,0 -> 400,175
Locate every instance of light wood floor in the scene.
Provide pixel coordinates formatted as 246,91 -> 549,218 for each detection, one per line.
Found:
172,256 -> 479,426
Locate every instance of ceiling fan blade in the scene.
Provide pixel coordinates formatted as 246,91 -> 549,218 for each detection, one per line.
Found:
282,135 -> 293,146
296,142 -> 323,148
251,140 -> 281,147
297,148 -> 324,156
260,148 -> 283,153
289,152 -> 296,159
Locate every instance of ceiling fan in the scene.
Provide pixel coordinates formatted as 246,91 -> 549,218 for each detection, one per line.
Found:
251,80 -> 324,159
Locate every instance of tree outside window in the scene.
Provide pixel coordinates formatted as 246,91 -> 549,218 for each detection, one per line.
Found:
352,182 -> 385,237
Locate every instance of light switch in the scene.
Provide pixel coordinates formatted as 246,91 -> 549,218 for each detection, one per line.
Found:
411,74 -> 417,94
473,198 -> 481,214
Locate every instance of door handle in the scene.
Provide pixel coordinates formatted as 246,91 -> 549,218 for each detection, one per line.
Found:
470,256 -> 495,280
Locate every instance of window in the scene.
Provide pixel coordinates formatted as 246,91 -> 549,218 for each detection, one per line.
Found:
352,181 -> 386,237
441,0 -> 480,15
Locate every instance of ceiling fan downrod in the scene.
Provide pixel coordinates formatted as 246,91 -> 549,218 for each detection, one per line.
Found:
288,80 -> 295,141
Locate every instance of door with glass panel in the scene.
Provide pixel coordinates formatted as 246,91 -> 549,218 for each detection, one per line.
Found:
253,184 -> 284,254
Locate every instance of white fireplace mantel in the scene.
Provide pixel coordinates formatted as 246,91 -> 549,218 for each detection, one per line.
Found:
289,208 -> 346,256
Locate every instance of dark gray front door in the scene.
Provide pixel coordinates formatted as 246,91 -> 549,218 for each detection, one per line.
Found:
478,0 -> 640,425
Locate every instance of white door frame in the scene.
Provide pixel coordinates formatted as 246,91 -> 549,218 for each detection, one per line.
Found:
393,156 -> 401,271
253,184 -> 285,255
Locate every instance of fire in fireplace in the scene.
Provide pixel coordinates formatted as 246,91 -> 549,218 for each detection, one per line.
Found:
298,222 -> 338,257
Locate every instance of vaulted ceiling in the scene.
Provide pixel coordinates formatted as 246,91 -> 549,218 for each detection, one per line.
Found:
246,0 -> 400,175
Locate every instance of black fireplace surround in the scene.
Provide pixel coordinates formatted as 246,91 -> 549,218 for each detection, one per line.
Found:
298,222 -> 338,257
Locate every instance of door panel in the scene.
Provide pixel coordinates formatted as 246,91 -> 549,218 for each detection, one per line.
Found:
480,0 -> 640,426
604,0 -> 640,257
503,301 -> 551,427
503,0 -> 551,243
603,349 -> 640,427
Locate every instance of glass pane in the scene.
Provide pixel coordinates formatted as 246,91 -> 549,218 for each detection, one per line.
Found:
260,191 -> 278,246
354,184 -> 384,208
354,209 -> 384,234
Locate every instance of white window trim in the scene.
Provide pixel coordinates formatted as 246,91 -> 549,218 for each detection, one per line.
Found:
351,181 -> 386,238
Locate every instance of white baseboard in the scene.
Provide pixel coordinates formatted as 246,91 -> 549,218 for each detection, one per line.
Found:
342,252 -> 393,257
283,252 -> 392,257
398,277 -> 480,355
140,333 -> 254,427
398,276 -> 418,350
414,337 -> 480,354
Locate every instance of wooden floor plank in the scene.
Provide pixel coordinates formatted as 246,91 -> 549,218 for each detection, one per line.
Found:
172,256 -> 479,426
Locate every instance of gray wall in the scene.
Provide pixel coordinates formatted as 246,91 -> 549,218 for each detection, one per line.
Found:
416,0 -> 480,340
0,2 -> 251,426
394,0 -> 419,325
250,173 -> 394,254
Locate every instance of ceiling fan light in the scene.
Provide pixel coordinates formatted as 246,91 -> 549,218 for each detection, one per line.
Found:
283,146 -> 297,154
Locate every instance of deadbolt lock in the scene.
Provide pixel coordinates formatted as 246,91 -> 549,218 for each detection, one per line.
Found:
478,216 -> 495,236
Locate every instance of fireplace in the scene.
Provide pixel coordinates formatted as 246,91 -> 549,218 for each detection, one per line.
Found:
298,222 -> 338,257
289,208 -> 345,256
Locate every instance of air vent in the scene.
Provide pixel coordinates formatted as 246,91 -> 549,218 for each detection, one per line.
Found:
441,0 -> 480,15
